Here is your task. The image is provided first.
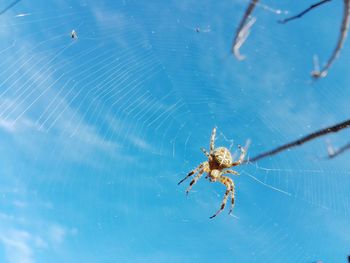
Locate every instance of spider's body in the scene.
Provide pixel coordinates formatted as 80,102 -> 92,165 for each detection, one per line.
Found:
178,127 -> 246,218
212,147 -> 233,168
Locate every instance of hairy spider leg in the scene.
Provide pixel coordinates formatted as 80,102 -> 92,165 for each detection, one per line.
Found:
186,170 -> 205,195
178,162 -> 205,185
210,176 -> 234,219
201,147 -> 210,158
231,146 -> 246,167
223,170 -> 239,214
229,183 -> 235,214
210,127 -> 217,153
223,169 -> 239,176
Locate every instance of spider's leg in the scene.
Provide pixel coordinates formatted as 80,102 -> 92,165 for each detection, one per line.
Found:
223,169 -> 239,176
210,176 -> 233,219
222,171 -> 237,214
201,147 -> 210,158
210,127 -> 217,152
228,182 -> 236,215
178,162 -> 205,185
231,145 -> 246,167
186,170 -> 205,195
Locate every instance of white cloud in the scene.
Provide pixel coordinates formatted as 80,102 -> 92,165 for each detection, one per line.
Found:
49,224 -> 78,246
0,218 -> 75,262
49,225 -> 66,245
128,134 -> 154,151
0,118 -> 15,132
0,115 -> 44,134
0,229 -> 34,263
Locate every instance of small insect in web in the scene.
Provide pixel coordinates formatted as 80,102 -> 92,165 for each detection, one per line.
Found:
71,30 -> 78,40
178,127 -> 246,219
194,26 -> 211,33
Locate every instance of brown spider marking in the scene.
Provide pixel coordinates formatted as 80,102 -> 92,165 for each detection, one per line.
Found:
233,0 -> 350,79
178,127 -> 246,219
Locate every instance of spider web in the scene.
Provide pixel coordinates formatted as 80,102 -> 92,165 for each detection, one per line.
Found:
0,0 -> 350,262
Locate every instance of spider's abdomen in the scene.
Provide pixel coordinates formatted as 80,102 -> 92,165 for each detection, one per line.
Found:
212,147 -> 232,168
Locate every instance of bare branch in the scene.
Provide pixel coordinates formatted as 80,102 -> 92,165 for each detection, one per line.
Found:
234,0 -> 349,78
246,119 -> 350,163
232,0 -> 259,60
312,0 -> 350,78
278,0 -> 331,24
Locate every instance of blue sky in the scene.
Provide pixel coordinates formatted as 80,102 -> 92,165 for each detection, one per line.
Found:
0,0 -> 350,262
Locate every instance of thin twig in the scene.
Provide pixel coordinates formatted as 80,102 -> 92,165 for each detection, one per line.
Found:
232,0 -> 259,60
278,0 -> 331,24
0,0 -> 22,15
312,0 -> 350,78
233,17 -> 256,60
247,119 -> 350,163
328,142 -> 350,159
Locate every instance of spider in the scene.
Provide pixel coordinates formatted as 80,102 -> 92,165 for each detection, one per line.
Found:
178,127 -> 246,219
